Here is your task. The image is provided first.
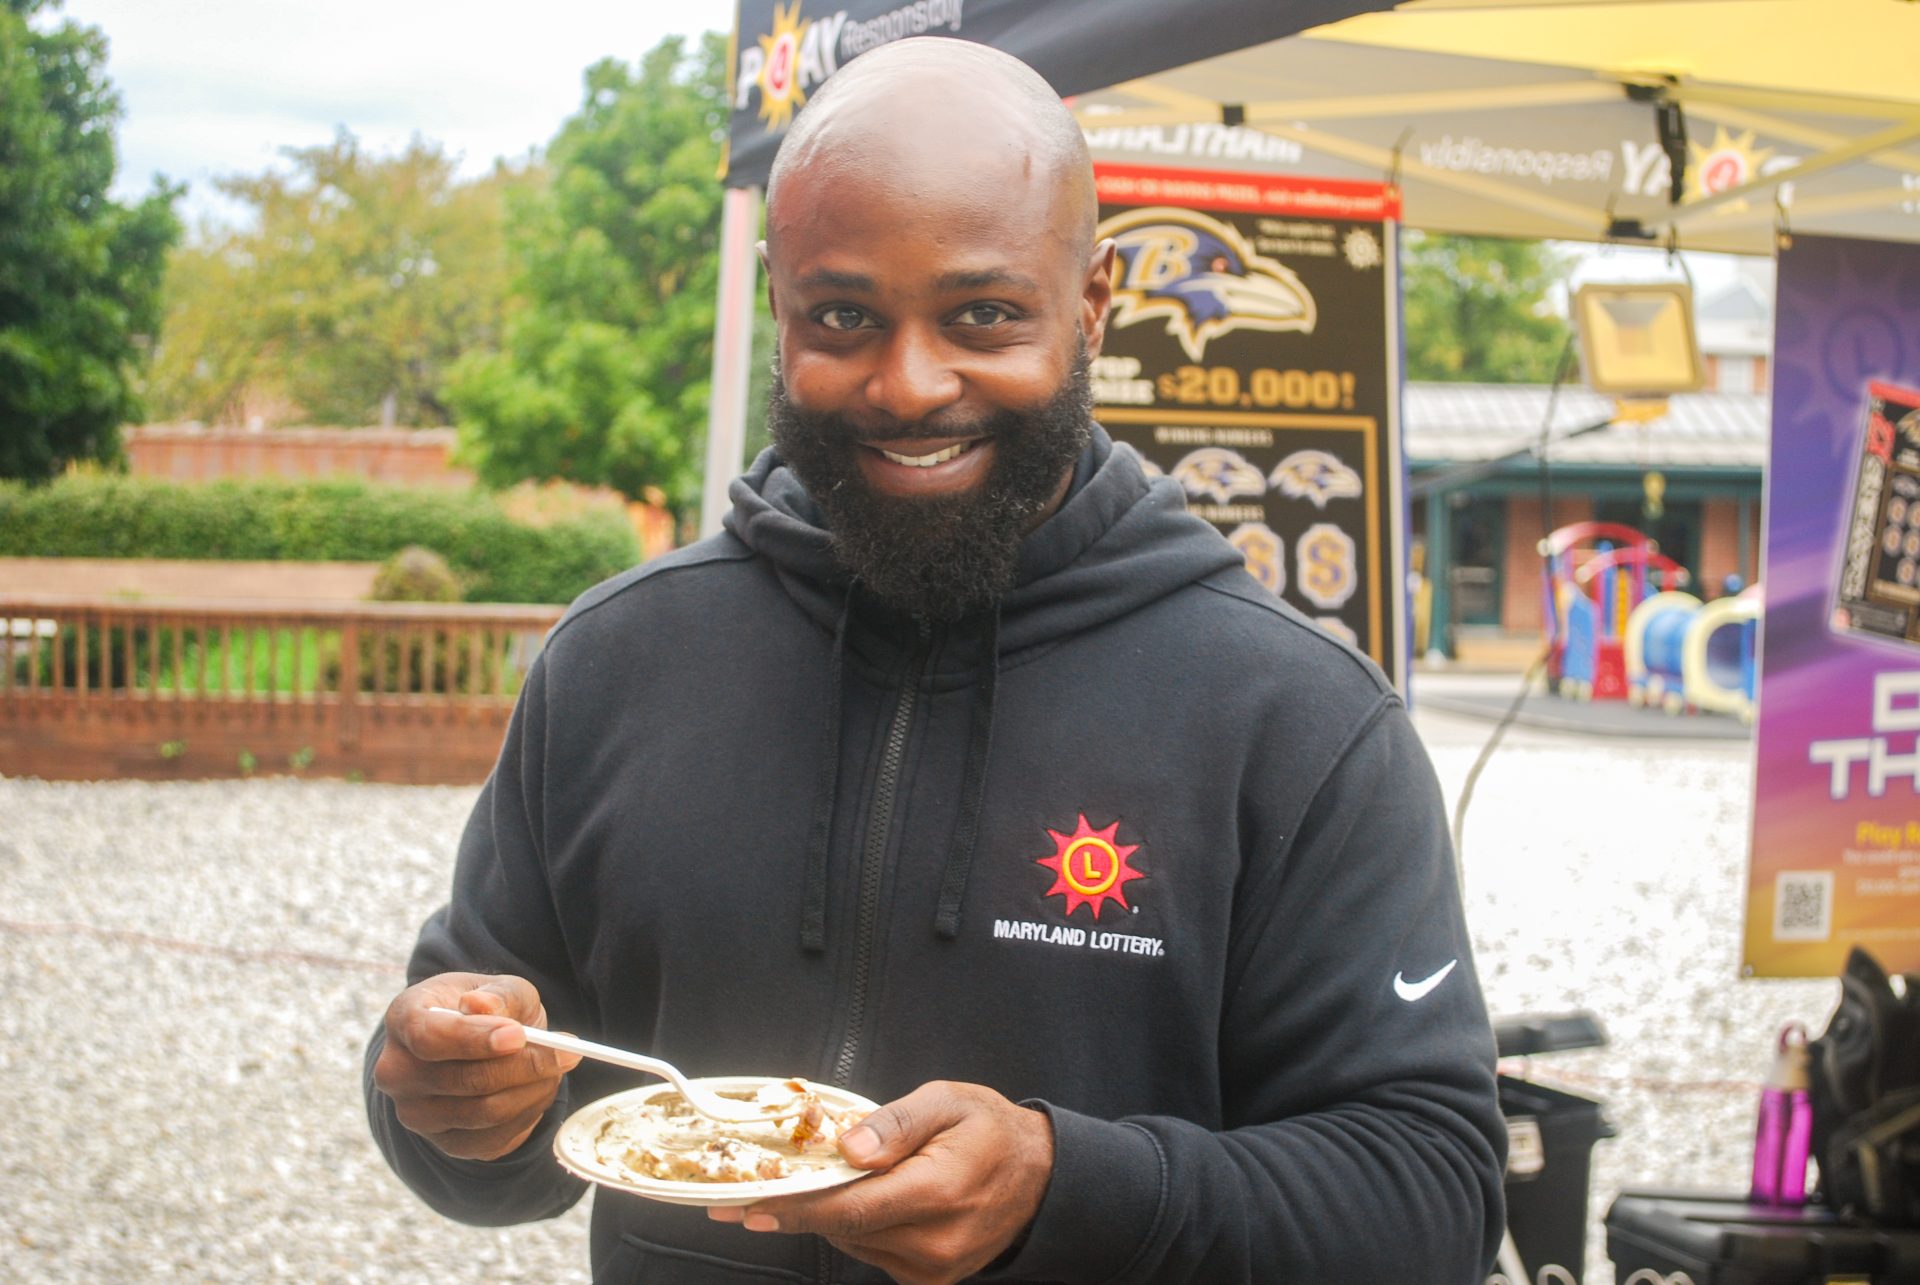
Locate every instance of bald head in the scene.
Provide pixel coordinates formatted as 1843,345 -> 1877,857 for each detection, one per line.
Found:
755,39 -> 1116,613
765,38 -> 1095,264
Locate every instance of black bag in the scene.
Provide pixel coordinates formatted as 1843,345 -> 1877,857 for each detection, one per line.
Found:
1809,947 -> 1920,1225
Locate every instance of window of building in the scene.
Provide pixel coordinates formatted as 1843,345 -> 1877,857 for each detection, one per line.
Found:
1716,356 -> 1757,393
1448,494 -> 1506,627
1593,497 -> 1702,594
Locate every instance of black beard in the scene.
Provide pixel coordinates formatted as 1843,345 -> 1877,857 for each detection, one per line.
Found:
767,348 -> 1093,623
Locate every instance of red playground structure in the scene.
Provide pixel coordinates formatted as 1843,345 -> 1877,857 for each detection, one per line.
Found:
1540,521 -> 1691,700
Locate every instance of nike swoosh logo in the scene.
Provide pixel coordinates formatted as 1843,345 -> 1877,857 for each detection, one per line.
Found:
1393,959 -> 1458,1002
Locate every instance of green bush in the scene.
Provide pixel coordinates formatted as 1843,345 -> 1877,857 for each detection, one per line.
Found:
0,476 -> 638,604
370,545 -> 464,603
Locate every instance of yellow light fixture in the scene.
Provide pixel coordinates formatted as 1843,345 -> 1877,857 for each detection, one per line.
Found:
1573,281 -> 1705,396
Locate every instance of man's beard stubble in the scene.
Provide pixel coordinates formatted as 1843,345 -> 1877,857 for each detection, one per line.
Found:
767,346 -> 1093,623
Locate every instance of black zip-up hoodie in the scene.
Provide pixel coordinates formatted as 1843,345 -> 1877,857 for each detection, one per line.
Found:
365,427 -> 1506,1283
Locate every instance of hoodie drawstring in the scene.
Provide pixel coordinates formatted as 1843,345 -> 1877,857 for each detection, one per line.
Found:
799,584 -> 855,953
801,598 -> 1001,950
933,605 -> 1000,940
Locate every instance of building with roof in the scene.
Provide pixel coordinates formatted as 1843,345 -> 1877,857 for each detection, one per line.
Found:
1408,381 -> 1768,661
1407,269 -> 1773,662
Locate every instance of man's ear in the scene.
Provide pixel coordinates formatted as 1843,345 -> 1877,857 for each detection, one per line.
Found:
758,240 -> 779,320
1081,238 -> 1116,357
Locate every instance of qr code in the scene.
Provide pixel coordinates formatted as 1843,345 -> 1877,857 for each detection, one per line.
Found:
1774,871 -> 1834,942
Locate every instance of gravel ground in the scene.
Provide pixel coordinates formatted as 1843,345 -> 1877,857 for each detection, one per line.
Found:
1,689 -> 1841,1283
1422,698 -> 1837,1282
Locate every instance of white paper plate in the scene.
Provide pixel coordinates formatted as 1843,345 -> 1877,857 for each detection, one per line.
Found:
553,1077 -> 880,1207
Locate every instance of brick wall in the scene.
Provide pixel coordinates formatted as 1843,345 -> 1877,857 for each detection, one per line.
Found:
1500,496 -> 1593,632
125,426 -> 473,487
1699,497 -> 1764,593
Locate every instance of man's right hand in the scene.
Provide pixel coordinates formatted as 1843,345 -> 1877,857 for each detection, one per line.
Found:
372,972 -> 582,1161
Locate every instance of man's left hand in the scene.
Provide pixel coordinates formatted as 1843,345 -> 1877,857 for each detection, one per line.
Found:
708,1080 -> 1054,1285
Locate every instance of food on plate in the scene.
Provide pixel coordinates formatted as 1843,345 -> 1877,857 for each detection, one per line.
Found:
590,1079 -> 865,1183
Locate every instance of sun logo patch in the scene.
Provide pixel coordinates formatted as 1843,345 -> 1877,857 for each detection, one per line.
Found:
1270,450 -> 1362,509
1100,207 -> 1316,362
1688,126 -> 1774,202
1034,814 -> 1145,920
749,2 -> 811,130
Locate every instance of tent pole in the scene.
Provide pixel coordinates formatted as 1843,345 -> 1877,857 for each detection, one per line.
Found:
700,184 -> 763,540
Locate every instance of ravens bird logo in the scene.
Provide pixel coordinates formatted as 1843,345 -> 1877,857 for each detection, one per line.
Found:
1270,450 -> 1363,509
1171,447 -> 1267,505
1100,207 -> 1316,362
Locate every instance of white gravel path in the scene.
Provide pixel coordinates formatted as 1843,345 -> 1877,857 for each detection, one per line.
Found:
0,779 -> 592,1283
1422,704 -> 1837,1281
0,693 -> 1842,1283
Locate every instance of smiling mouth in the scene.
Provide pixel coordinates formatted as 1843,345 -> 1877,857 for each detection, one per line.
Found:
871,440 -> 981,468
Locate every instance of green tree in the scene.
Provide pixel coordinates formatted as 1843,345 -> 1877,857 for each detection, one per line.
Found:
1401,232 -> 1571,383
0,0 -> 179,481
444,33 -> 729,511
148,133 -> 525,427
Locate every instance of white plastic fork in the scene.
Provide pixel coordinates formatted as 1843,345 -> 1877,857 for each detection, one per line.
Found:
426,1007 -> 791,1124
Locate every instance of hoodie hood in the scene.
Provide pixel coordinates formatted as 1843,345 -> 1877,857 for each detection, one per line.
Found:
726,424 -> 1248,951
723,423 -> 1247,656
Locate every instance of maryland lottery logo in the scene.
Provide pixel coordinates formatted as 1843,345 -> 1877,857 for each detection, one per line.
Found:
991,812 -> 1164,958
1100,207 -> 1316,362
1034,814 -> 1145,920
1688,126 -> 1775,202
737,2 -> 825,131
733,2 -> 966,133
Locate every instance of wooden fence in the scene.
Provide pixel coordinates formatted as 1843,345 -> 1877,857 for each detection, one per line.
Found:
0,595 -> 563,783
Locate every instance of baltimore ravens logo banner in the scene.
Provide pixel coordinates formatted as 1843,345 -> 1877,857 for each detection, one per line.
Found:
1091,163 -> 1406,687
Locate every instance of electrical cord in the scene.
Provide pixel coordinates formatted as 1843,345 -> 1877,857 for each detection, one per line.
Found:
1449,336 -> 1580,880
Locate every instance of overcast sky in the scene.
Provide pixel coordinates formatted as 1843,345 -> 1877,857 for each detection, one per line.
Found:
56,0 -> 740,226
51,0 -> 1752,296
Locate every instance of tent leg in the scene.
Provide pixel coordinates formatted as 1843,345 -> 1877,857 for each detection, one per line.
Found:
700,184 -> 763,540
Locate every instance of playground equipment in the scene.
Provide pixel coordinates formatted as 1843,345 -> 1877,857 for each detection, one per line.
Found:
1541,522 -> 1691,701
1624,586 -> 1762,723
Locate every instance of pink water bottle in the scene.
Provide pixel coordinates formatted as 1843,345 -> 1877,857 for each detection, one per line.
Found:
1750,1021 -> 1813,1205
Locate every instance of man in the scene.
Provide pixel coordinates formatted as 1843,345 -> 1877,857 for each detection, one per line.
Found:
366,37 -> 1505,1284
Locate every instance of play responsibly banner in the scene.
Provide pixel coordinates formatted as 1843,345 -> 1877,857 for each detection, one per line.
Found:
1746,233 -> 1920,978
722,0 -> 1388,187
1088,163 -> 1406,689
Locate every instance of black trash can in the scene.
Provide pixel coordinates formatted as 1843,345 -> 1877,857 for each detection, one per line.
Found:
1500,1075 -> 1615,1281
1494,1012 -> 1615,1284
1605,1190 -> 1920,1283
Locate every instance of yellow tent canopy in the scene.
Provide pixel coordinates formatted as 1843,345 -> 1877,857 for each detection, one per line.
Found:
1078,0 -> 1920,252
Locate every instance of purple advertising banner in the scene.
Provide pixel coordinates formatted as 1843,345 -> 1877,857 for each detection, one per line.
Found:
1746,233 -> 1920,977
